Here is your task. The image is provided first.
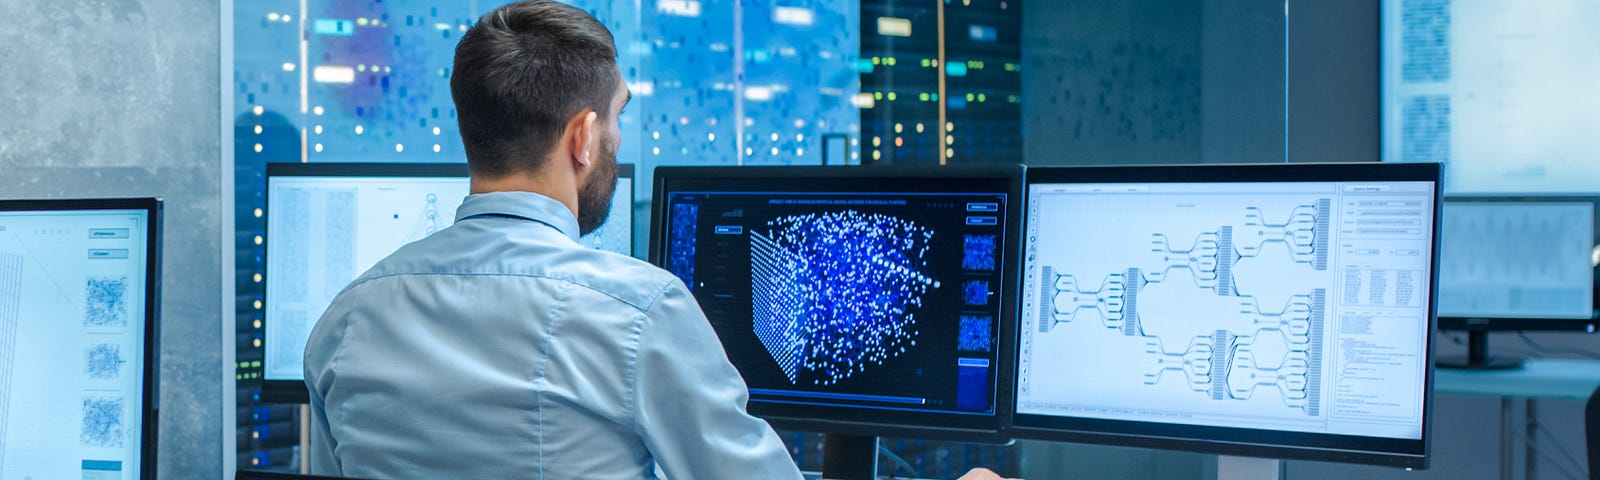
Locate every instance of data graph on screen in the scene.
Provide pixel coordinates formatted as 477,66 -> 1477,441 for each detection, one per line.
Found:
1438,200 -> 1594,319
1017,182 -> 1436,440
0,208 -> 149,479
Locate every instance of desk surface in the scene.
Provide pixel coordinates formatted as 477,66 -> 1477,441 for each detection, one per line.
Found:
1434,358 -> 1600,400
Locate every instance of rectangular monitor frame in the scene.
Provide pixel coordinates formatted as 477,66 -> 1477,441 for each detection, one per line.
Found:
0,197 -> 162,479
258,163 -> 636,403
648,164 -> 1024,442
1011,162 -> 1442,469
259,163 -> 469,404
1436,195 -> 1599,332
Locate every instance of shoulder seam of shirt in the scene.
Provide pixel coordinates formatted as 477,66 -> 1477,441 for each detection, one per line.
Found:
627,278 -> 682,431
341,270 -> 677,311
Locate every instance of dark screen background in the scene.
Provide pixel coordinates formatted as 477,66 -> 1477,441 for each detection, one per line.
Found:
666,188 -> 1008,416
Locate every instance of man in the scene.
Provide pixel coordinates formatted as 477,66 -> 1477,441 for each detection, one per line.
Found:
302,2 -> 798,478
305,1 -> 1014,479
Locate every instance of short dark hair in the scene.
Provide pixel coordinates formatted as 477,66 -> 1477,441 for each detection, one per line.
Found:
451,1 -> 620,177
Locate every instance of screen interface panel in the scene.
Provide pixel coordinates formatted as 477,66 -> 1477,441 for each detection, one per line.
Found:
0,208 -> 149,479
1018,181 -> 1436,440
1438,200 -> 1594,319
264,176 -> 469,381
662,183 -> 1011,418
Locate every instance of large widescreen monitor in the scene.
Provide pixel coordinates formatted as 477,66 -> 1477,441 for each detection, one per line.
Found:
649,165 -> 1022,440
1381,0 -> 1600,193
1013,163 -> 1441,469
1436,196 -> 1597,368
261,163 -> 633,402
0,198 -> 160,479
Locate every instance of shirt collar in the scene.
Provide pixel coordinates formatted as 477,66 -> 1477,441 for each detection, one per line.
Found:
453,191 -> 581,242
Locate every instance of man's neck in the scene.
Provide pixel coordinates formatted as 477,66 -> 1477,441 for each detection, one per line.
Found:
470,171 -> 580,220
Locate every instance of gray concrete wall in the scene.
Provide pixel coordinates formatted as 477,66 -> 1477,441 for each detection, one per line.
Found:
0,1 -> 222,478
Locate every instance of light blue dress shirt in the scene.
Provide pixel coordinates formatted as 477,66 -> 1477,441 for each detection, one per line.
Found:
304,191 -> 802,479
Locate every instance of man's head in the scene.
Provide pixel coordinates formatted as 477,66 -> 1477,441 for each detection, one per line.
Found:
451,0 -> 629,234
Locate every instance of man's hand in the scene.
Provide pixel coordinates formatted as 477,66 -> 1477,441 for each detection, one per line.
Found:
958,467 -> 1020,480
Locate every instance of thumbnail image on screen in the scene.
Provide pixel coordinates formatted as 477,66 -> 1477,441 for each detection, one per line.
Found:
0,208 -> 149,479
1438,200 -> 1594,319
663,188 -> 1009,417
1017,181 -> 1436,440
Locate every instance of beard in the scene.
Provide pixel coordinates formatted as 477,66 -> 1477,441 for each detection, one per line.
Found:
576,130 -> 619,236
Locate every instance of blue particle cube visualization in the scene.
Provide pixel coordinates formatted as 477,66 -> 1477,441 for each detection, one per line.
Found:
750,210 -> 941,386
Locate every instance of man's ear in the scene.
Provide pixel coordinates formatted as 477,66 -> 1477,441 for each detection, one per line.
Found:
567,110 -> 599,168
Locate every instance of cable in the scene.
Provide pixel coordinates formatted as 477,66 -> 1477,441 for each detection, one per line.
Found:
1516,331 -> 1600,360
877,444 -> 920,480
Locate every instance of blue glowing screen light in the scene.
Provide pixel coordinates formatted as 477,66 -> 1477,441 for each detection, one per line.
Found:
751,210 -> 940,386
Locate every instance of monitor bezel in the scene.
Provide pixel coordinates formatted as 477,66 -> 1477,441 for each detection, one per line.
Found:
0,197 -> 163,479
259,163 -> 470,403
648,164 -> 1024,442
1436,195 -> 1599,331
258,163 -> 636,403
1012,162 -> 1441,469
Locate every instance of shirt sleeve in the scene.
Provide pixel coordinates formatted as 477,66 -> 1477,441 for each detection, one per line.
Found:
632,280 -> 804,480
305,384 -> 342,475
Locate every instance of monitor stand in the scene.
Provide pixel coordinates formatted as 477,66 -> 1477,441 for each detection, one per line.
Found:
821,433 -> 878,480
1218,456 -> 1281,480
1437,323 -> 1525,370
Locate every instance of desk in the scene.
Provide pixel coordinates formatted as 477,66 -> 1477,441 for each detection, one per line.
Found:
1435,359 -> 1600,480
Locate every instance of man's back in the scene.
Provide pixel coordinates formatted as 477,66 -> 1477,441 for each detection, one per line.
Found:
303,191 -> 800,479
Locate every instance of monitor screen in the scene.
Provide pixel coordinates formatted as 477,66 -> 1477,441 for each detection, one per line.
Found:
650,166 -> 1021,438
263,164 -> 635,388
263,169 -> 470,382
0,199 -> 158,479
1014,164 -> 1440,468
1381,0 -> 1600,193
1438,198 -> 1595,321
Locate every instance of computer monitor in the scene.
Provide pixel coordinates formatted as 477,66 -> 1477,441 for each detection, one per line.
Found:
1436,196 -> 1597,369
648,165 -> 1022,444
260,163 -> 635,402
0,198 -> 161,479
260,163 -> 471,402
1381,0 -> 1600,194
1013,163 -> 1441,470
